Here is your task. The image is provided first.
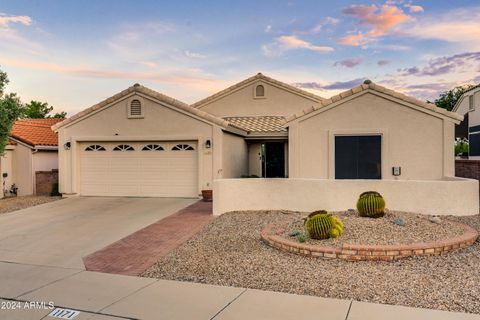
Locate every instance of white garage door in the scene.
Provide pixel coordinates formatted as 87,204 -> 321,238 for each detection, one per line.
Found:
79,141 -> 198,197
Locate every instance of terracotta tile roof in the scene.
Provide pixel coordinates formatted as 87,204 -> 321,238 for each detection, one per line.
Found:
192,73 -> 326,109
224,116 -> 287,133
10,118 -> 63,147
52,84 -> 232,132
283,81 -> 463,124
6,139 -> 16,145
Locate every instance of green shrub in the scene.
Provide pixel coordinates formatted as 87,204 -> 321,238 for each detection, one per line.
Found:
50,182 -> 61,197
296,233 -> 307,243
356,191 -> 385,218
304,210 -> 343,239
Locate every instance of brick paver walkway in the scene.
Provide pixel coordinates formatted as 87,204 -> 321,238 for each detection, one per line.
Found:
82,200 -> 213,276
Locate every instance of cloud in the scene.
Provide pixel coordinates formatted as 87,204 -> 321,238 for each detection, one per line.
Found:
0,14 -> 32,27
294,77 -> 366,90
398,52 -> 480,76
404,6 -> 480,48
309,17 -> 340,34
334,57 -> 363,68
264,25 -> 272,33
338,4 -> 411,46
404,4 -> 424,13
184,50 -> 206,59
262,35 -> 334,57
377,59 -> 391,66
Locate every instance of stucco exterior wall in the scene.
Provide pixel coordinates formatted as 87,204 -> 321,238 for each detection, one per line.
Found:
213,178 -> 479,216
221,132 -> 248,178
57,93 -> 221,196
33,151 -> 58,173
197,81 -> 320,117
0,148 -> 14,197
12,143 -> 33,196
289,92 -> 453,180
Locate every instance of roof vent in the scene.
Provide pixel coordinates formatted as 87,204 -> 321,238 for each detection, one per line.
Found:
363,79 -> 372,84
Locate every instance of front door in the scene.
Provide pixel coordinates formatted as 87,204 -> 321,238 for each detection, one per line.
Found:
335,135 -> 381,179
263,142 -> 285,178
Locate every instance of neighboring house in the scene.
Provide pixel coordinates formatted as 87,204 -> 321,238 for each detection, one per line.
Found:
453,84 -> 480,156
53,74 -> 462,198
1,118 -> 62,197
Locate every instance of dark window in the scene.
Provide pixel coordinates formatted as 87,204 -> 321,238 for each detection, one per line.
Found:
142,144 -> 164,151
172,144 -> 195,151
113,144 -> 135,151
469,134 -> 480,156
255,85 -> 265,97
85,145 -> 106,151
335,135 -> 381,179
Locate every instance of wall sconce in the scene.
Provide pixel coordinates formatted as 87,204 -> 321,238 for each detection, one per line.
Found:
205,139 -> 212,149
64,142 -> 71,150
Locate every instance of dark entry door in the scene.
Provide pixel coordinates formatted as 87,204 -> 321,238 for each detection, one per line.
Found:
264,143 -> 285,178
335,135 -> 381,179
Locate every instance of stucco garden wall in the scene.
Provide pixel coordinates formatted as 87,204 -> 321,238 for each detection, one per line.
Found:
213,178 -> 479,216
221,132 -> 248,178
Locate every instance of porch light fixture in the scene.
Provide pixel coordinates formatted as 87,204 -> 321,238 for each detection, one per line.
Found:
64,142 -> 71,150
205,139 -> 212,149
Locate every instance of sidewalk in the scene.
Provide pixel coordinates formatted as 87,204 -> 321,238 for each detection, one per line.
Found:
0,261 -> 478,320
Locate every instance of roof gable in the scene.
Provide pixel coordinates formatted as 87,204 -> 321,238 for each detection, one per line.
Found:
453,84 -> 480,112
284,81 -> 463,125
191,73 -> 326,109
11,118 -> 63,147
52,84 -> 231,131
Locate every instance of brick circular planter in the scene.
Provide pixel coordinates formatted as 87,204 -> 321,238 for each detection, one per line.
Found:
261,221 -> 479,261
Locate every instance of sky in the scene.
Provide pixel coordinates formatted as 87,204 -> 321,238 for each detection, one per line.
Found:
0,0 -> 479,115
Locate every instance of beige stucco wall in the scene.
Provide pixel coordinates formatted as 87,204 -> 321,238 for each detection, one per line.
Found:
33,151 -> 58,173
288,92 -> 455,180
222,132 -> 248,178
57,93 -> 223,196
0,148 -> 15,197
213,178 -> 479,216
456,89 -> 480,126
197,80 -> 320,117
12,143 -> 33,196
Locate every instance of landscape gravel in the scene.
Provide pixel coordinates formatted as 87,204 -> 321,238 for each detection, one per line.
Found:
281,210 -> 465,246
143,210 -> 480,314
0,195 -> 61,214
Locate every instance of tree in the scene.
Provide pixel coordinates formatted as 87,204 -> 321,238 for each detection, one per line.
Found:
0,69 -> 23,155
433,85 -> 475,111
21,100 -> 66,118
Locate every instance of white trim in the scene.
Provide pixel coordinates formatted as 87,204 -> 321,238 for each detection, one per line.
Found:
328,129 -> 388,180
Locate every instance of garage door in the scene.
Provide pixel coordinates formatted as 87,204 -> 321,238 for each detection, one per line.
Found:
79,141 -> 198,197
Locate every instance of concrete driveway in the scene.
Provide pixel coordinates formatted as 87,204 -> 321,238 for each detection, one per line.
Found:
0,197 -> 196,269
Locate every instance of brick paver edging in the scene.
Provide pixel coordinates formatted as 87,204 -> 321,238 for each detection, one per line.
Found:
261,222 -> 479,261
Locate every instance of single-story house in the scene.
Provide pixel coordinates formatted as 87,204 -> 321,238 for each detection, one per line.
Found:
453,84 -> 480,156
52,73 -> 465,200
1,118 -> 62,197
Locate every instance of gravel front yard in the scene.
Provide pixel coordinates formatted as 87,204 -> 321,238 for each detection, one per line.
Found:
0,196 -> 61,214
281,210 -> 465,246
143,211 -> 480,314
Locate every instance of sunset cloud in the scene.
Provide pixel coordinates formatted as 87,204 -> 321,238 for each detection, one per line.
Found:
377,59 -> 391,66
404,4 -> 424,13
398,52 -> 480,77
334,57 -> 363,68
262,35 -> 334,57
0,14 -> 32,27
338,4 -> 411,46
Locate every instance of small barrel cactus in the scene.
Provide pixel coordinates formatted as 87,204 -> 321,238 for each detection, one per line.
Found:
304,210 -> 343,240
356,191 -> 386,218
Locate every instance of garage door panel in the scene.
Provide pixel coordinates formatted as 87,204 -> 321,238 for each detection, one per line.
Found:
80,141 -> 198,197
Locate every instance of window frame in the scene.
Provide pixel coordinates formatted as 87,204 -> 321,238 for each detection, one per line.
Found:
113,144 -> 135,151
253,83 -> 266,99
171,144 -> 195,151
